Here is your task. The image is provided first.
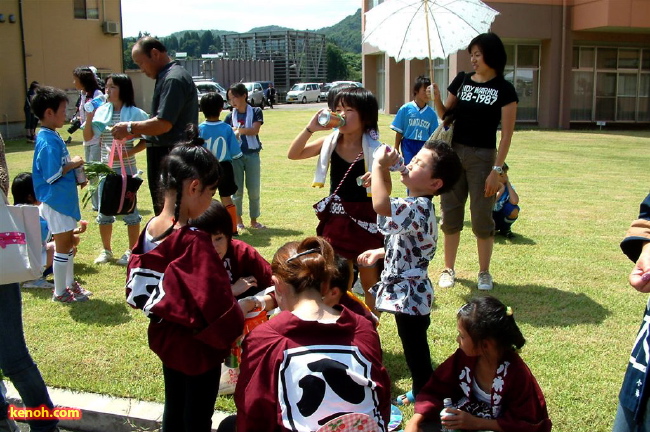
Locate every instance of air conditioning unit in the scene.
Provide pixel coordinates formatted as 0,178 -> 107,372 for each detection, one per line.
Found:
102,21 -> 119,35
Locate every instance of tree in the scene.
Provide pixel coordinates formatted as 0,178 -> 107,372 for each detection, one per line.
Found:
165,35 -> 179,51
326,43 -> 348,81
181,39 -> 200,58
200,31 -> 215,54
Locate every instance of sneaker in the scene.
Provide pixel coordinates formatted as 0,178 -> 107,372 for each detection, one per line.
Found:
52,288 -> 88,303
477,271 -> 493,291
94,249 -> 114,264
116,249 -> 132,266
438,268 -> 456,288
22,277 -> 55,289
70,281 -> 93,297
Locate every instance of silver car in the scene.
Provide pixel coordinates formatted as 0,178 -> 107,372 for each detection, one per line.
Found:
195,80 -> 230,110
242,82 -> 265,108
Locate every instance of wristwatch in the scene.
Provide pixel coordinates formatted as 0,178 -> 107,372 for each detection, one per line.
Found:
492,165 -> 504,174
126,122 -> 133,134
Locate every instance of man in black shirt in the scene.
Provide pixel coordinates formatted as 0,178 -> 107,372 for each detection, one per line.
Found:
112,37 -> 198,215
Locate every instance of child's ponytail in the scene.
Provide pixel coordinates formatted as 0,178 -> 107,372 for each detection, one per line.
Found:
152,124 -> 221,242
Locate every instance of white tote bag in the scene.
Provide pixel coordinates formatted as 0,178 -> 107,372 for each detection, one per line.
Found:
0,190 -> 43,284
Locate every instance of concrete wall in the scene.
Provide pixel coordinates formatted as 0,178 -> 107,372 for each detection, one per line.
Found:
180,58 -> 275,89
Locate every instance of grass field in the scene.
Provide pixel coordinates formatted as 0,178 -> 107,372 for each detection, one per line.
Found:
3,110 -> 650,432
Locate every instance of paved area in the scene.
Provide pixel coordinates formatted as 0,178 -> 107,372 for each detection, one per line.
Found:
5,382 -> 229,432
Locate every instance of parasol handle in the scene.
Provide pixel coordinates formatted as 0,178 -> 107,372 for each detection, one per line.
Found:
424,0 -> 434,80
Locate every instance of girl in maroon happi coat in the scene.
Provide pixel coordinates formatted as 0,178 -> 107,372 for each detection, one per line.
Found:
126,127 -> 244,432
405,296 -> 552,432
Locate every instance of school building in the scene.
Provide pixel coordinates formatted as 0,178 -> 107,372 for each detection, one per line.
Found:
0,0 -> 123,138
362,0 -> 650,128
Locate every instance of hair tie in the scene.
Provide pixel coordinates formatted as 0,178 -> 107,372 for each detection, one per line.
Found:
506,306 -> 513,316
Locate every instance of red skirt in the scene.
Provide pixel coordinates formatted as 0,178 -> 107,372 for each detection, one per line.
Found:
315,198 -> 384,260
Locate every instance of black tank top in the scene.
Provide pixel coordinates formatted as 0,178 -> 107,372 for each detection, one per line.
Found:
329,150 -> 371,202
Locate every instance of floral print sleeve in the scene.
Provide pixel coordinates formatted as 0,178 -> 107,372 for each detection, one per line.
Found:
373,197 -> 438,315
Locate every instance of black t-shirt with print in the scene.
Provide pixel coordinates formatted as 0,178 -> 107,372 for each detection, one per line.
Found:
447,72 -> 518,149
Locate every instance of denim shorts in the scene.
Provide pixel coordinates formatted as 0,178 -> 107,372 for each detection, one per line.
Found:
440,142 -> 496,238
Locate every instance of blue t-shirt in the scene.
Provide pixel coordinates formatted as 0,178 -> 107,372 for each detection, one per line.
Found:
199,120 -> 243,162
390,101 -> 438,143
223,107 -> 264,154
32,128 -> 80,220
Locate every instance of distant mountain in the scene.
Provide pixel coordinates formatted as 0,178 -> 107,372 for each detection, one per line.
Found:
318,8 -> 362,54
167,9 -> 362,54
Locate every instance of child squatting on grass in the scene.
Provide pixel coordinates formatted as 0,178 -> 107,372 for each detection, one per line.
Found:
492,162 -> 520,239
125,126 -> 244,432
405,296 -> 552,432
30,86 -> 93,303
370,139 -> 462,404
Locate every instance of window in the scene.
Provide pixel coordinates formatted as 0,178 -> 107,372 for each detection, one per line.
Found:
504,44 -> 540,122
432,57 -> 448,104
571,47 -> 650,122
74,0 -> 98,19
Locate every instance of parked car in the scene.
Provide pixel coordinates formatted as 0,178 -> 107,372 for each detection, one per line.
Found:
258,81 -> 274,106
286,82 -> 321,104
319,83 -> 332,103
331,80 -> 363,88
242,82 -> 265,108
194,80 -> 229,110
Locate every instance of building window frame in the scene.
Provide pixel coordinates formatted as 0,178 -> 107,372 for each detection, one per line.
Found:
504,43 -> 541,123
74,0 -> 99,20
571,46 -> 650,123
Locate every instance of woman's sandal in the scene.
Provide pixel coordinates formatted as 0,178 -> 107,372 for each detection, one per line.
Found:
394,390 -> 414,406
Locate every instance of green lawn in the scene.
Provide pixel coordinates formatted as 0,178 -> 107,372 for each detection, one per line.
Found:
4,111 -> 650,432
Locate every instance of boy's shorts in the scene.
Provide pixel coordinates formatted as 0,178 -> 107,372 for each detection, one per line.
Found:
218,160 -> 238,197
40,203 -> 77,234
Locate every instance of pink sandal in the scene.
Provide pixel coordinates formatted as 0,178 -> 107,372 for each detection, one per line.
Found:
250,222 -> 267,229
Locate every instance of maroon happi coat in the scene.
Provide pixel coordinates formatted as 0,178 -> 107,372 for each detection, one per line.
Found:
126,225 -> 244,375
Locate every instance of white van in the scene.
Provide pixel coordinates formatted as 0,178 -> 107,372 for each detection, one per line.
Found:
286,83 -> 322,104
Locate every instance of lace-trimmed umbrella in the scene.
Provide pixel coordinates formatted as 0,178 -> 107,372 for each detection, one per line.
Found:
364,0 -> 499,72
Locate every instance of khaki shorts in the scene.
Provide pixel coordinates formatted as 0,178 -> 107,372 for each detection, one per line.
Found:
440,142 -> 496,238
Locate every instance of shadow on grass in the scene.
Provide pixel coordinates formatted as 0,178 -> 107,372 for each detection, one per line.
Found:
235,227 -> 303,248
457,284 -> 610,327
67,298 -> 132,326
74,262 -> 100,278
494,232 -> 536,245
21,289 -> 132,326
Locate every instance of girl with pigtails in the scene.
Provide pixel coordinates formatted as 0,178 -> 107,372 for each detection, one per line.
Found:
405,296 -> 551,432
125,124 -> 244,432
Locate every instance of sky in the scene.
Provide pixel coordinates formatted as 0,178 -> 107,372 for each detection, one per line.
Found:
121,0 -> 362,38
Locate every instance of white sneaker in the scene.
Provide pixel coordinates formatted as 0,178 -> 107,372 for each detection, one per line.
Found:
477,271 -> 493,291
438,268 -> 456,288
94,249 -> 114,264
22,277 -> 55,289
116,249 -> 132,266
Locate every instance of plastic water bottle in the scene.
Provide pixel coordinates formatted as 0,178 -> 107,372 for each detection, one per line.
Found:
440,398 -> 458,432
83,94 -> 106,112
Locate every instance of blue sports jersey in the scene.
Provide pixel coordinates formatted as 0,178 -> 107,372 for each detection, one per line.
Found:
32,128 -> 81,220
390,101 -> 438,142
199,121 -> 243,162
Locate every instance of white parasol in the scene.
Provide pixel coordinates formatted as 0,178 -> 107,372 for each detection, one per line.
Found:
364,0 -> 499,72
